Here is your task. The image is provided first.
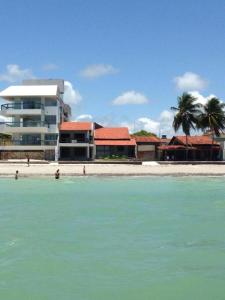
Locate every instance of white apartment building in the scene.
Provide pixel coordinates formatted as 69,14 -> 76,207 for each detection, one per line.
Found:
0,79 -> 71,160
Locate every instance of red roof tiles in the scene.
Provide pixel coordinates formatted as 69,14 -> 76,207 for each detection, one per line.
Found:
132,135 -> 160,143
95,127 -> 130,140
60,122 -> 92,131
95,139 -> 136,146
173,135 -> 219,146
159,145 -> 196,150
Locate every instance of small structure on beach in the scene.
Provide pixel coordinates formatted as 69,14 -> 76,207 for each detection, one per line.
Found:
159,135 -> 221,161
132,135 -> 160,160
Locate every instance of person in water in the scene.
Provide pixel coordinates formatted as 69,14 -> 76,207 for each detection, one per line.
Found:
83,165 -> 86,176
15,170 -> 19,180
26,155 -> 30,167
55,169 -> 60,179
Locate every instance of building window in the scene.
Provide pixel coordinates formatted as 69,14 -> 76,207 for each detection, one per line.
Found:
19,134 -> 41,145
22,98 -> 41,109
45,98 -> 57,107
45,115 -> 56,125
45,134 -> 57,145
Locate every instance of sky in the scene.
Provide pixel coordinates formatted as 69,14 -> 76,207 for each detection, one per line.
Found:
0,0 -> 224,136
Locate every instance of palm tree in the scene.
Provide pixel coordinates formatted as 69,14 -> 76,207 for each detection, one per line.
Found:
198,97 -> 225,160
171,93 -> 201,160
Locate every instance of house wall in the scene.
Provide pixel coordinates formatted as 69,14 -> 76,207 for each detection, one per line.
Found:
136,144 -> 158,161
0,150 -> 45,160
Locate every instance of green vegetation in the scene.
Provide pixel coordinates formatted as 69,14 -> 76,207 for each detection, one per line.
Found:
171,93 -> 225,160
133,130 -> 157,137
171,92 -> 201,160
198,97 -> 225,159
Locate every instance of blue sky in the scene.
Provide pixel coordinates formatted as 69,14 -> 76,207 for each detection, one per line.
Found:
0,0 -> 224,135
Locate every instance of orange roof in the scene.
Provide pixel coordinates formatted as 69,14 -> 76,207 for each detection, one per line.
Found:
95,127 -> 130,140
60,122 -> 92,131
95,139 -> 136,146
132,135 -> 160,143
159,145 -> 196,150
173,135 -> 219,146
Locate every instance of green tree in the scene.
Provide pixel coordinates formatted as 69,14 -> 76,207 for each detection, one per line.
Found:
171,93 -> 201,160
198,97 -> 225,160
133,130 -> 157,137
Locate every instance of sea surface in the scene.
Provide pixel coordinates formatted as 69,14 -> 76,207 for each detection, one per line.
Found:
0,176 -> 225,300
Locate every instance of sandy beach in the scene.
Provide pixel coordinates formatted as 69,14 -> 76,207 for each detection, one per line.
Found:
0,162 -> 225,177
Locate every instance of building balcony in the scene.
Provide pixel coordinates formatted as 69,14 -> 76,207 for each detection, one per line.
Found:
0,139 -> 57,150
0,103 -> 43,116
59,139 -> 94,147
0,121 -> 50,134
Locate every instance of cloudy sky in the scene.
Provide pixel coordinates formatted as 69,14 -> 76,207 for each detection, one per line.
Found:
0,0 -> 224,136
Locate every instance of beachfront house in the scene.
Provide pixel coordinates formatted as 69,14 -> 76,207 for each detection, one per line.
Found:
214,134 -> 225,160
159,135 -> 221,161
0,79 -> 71,160
132,135 -> 160,161
59,122 -> 101,160
94,127 -> 136,159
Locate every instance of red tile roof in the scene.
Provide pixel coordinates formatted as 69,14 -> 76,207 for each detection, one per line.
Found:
173,135 -> 219,146
60,122 -> 92,131
159,145 -> 196,150
132,135 -> 160,143
95,139 -> 136,146
95,127 -> 130,140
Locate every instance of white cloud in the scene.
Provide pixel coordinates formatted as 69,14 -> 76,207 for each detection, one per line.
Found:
174,72 -> 208,91
159,110 -> 175,136
190,91 -> 216,105
42,63 -> 58,71
76,114 -> 93,121
0,64 -> 34,83
120,117 -> 159,133
120,110 -> 175,137
80,64 -> 119,79
112,91 -> 149,105
135,117 -> 160,132
64,81 -> 82,105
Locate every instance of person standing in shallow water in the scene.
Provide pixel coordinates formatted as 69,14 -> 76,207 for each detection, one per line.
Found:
55,169 -> 60,179
15,170 -> 19,180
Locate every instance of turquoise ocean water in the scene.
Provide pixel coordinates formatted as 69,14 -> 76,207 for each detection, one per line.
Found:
0,176 -> 225,300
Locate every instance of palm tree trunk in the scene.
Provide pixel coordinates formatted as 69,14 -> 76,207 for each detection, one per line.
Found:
185,134 -> 188,161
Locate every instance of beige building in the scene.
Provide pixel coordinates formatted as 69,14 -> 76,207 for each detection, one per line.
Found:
0,79 -> 70,160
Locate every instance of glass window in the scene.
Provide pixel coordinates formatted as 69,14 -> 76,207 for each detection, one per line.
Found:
20,134 -> 41,145
45,115 -> 56,125
45,134 -> 58,141
45,98 -> 57,106
22,98 -> 41,109
45,134 -> 57,145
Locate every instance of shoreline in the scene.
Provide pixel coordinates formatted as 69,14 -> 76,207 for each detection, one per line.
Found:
1,174 -> 225,178
0,163 -> 225,177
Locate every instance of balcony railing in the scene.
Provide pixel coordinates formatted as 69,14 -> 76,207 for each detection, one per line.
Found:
1,102 -> 43,110
59,138 -> 92,143
2,121 -> 50,128
0,139 -> 57,146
